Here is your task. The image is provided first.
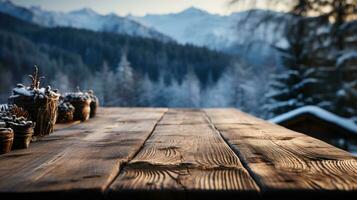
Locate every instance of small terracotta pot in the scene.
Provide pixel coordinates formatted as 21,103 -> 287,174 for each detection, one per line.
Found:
57,109 -> 74,123
64,93 -> 91,121
57,102 -> 75,123
8,122 -> 34,149
0,128 -> 14,154
71,100 -> 91,121
89,96 -> 99,118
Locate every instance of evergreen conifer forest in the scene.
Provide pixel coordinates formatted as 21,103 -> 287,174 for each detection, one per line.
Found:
0,0 -> 356,121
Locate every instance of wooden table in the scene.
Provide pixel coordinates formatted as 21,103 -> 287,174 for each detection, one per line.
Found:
0,108 -> 356,199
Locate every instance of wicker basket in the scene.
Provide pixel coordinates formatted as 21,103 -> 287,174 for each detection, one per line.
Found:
64,93 -> 91,121
0,117 -> 12,128
8,86 -> 59,137
8,121 -> 34,149
0,128 -> 14,154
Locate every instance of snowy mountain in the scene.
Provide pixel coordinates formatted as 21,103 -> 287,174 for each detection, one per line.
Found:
0,0 -> 288,66
131,7 -> 290,67
0,0 -> 171,42
132,7 -> 289,50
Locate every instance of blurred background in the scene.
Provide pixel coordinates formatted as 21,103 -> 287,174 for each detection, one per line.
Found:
0,1 -> 356,150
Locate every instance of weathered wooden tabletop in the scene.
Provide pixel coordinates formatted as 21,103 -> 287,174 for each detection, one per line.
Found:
0,108 -> 356,200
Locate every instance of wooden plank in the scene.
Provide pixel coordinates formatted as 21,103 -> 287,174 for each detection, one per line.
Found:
205,108 -> 265,125
0,107 -> 167,199
109,109 -> 259,199
54,120 -> 81,131
158,109 -> 209,125
205,108 -> 357,197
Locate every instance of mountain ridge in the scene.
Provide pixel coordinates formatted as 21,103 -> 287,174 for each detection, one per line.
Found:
0,0 -> 172,42
132,7 -> 288,49
131,7 -> 289,68
0,1 -> 288,67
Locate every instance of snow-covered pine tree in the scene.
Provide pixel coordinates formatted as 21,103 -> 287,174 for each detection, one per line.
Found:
164,69 -> 201,107
308,1 -> 357,118
329,15 -> 357,117
265,0 -> 357,118
153,74 -> 171,107
330,48 -> 357,117
265,67 -> 319,116
265,16 -> 320,116
138,74 -> 154,107
113,52 -> 138,106
51,71 -> 71,93
180,68 -> 201,107
92,61 -> 115,105
201,69 -> 233,108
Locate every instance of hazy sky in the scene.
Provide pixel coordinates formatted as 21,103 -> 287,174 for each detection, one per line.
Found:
10,0 -> 288,16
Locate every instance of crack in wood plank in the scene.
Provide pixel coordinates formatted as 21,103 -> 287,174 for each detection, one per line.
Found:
103,108 -> 168,192
109,109 -> 259,200
203,109 -> 265,193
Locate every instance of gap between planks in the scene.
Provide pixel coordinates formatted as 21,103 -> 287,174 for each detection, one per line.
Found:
202,109 -> 265,192
103,108 -> 168,193
108,109 -> 260,199
0,108 -> 168,198
204,108 -> 357,198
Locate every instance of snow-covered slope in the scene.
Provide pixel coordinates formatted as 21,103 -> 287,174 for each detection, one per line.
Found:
0,0 -> 171,42
131,7 -> 236,49
131,7 -> 289,67
0,0 -> 33,20
132,7 -> 289,50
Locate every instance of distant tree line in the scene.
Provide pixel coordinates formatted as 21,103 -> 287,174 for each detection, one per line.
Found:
0,13 -> 231,92
0,12 -> 269,117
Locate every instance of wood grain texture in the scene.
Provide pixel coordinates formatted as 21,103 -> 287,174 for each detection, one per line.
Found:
205,108 -> 357,197
109,109 -> 259,199
0,107 -> 167,198
1,108 -> 355,199
54,120 -> 81,131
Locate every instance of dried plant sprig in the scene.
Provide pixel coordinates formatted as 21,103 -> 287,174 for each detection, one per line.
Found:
28,65 -> 45,90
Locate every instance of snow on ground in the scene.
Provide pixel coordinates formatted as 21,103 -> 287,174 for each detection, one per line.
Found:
269,105 -> 357,134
